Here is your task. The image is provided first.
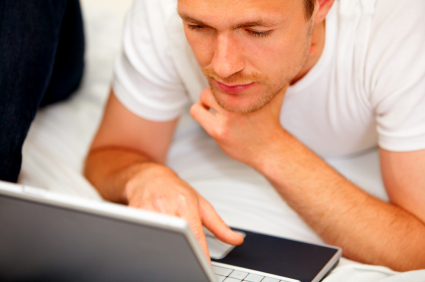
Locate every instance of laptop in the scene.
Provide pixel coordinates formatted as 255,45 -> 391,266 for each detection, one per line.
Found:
0,181 -> 341,282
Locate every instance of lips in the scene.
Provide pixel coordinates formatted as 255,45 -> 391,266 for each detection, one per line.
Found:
216,81 -> 255,94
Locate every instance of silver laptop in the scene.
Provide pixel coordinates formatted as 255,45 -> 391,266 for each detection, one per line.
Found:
0,181 -> 341,282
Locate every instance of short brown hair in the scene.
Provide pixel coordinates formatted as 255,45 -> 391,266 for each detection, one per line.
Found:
304,0 -> 315,19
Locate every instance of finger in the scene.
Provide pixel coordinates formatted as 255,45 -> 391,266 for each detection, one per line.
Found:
199,88 -> 220,112
190,102 -> 217,135
179,200 -> 211,261
143,196 -> 211,261
198,197 -> 244,246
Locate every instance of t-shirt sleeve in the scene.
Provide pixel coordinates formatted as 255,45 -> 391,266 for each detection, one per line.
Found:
113,1 -> 189,121
368,0 -> 425,152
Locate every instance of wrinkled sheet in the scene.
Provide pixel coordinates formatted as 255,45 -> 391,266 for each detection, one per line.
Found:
19,2 -> 425,281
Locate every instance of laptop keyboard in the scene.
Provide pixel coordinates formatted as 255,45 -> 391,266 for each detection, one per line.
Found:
212,265 -> 298,282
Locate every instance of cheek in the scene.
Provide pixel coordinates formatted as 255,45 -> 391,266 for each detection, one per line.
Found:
241,40 -> 291,77
185,30 -> 215,67
255,33 -> 310,79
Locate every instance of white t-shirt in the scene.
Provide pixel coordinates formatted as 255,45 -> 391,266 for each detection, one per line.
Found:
113,0 -> 425,157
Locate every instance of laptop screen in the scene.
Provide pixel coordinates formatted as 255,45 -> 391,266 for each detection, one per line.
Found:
0,193 -> 211,282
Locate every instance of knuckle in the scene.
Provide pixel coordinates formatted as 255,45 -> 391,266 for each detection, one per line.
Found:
214,125 -> 228,140
176,191 -> 196,206
152,195 -> 167,210
192,227 -> 203,238
189,104 -> 199,118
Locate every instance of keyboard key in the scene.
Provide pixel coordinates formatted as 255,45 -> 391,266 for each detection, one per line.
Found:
243,273 -> 264,282
229,270 -> 249,279
216,275 -> 226,282
224,278 -> 243,282
212,266 -> 233,276
262,278 -> 280,282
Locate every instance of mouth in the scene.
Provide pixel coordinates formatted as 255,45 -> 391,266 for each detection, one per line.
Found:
215,80 -> 255,95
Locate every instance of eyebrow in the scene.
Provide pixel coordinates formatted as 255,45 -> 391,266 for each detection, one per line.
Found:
178,12 -> 281,29
179,14 -> 206,25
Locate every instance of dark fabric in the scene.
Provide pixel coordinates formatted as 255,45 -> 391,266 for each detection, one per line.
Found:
0,0 -> 85,182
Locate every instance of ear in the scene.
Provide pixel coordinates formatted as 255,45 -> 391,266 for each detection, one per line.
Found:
314,0 -> 335,24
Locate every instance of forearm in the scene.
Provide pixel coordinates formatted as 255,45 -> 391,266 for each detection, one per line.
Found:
254,130 -> 425,271
84,147 -> 171,204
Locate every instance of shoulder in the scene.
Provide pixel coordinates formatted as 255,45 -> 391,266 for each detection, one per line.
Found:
331,0 -> 425,100
335,0 -> 425,17
365,0 -> 425,102
332,0 -> 425,152
366,0 -> 425,152
126,0 -> 177,35
121,0 -> 182,83
113,0 -> 189,121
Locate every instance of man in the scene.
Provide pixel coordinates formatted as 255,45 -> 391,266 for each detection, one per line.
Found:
84,0 -> 425,271
0,0 -> 85,182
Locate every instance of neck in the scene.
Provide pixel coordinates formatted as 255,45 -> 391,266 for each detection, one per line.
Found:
290,20 -> 326,85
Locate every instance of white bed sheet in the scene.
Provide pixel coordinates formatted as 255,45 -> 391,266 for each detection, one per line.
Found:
19,1 -> 425,281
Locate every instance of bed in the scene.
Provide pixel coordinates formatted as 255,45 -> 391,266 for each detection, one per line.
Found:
19,1 -> 425,281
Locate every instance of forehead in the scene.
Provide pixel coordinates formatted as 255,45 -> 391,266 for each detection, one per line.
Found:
178,0 -> 304,25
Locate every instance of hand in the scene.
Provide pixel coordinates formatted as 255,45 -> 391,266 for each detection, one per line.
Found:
123,163 -> 244,260
190,87 -> 288,168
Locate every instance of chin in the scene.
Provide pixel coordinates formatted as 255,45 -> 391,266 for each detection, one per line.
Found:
213,90 -> 268,113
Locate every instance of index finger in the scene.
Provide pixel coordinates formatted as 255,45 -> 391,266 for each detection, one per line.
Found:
190,102 -> 217,136
199,197 -> 244,246
199,88 -> 221,113
178,199 -> 211,262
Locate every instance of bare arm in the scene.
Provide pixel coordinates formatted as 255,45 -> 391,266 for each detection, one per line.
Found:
191,88 -> 425,271
259,135 -> 425,271
85,90 -> 243,258
85,90 -> 178,202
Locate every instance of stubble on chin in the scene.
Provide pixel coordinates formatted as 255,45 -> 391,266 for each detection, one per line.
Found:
210,84 -> 278,114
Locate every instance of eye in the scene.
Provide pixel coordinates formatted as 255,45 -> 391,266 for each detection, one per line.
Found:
246,29 -> 272,37
187,24 -> 206,31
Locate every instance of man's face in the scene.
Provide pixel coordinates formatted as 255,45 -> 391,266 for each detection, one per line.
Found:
179,0 -> 315,113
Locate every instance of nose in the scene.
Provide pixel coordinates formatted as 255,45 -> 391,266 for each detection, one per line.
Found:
211,32 -> 245,79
